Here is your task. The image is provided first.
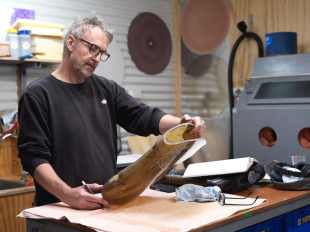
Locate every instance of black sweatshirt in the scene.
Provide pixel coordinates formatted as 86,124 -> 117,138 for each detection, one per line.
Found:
17,74 -> 166,205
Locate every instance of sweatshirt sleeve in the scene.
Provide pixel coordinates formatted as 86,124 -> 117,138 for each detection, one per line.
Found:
113,83 -> 166,136
17,92 -> 52,176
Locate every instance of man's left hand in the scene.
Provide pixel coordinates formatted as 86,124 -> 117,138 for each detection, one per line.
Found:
181,114 -> 206,137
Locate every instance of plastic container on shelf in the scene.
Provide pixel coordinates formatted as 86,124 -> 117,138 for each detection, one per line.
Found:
6,28 -> 20,58
13,19 -> 64,60
18,29 -> 32,59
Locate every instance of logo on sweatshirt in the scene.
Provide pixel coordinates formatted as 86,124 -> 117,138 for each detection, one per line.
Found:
101,99 -> 107,104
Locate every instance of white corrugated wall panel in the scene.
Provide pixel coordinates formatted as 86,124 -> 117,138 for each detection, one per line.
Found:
0,0 -> 175,155
0,65 -> 18,111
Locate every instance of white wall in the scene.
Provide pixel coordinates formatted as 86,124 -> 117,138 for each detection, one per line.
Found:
0,0 -> 230,159
0,0 -> 176,110
0,0 -> 176,154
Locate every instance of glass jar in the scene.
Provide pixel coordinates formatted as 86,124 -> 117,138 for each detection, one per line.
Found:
18,29 -> 32,59
7,28 -> 20,58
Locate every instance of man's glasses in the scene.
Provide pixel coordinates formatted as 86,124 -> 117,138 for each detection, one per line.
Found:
78,37 -> 110,62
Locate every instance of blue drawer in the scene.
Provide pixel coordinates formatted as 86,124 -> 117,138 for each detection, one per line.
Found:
238,215 -> 284,232
285,205 -> 310,232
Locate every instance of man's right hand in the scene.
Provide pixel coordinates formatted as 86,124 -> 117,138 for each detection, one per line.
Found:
63,184 -> 109,210
34,163 -> 109,210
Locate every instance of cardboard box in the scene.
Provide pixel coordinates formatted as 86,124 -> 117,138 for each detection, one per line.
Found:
31,35 -> 63,60
13,19 -> 64,37
0,42 -> 10,57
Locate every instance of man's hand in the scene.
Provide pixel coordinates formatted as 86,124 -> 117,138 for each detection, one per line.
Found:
181,114 -> 205,137
62,183 -> 109,210
34,163 -> 109,210
159,114 -> 206,136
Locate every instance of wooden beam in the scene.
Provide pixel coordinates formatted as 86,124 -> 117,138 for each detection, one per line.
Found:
172,0 -> 182,117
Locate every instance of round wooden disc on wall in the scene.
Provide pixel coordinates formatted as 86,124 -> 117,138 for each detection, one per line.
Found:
181,0 -> 232,55
127,12 -> 172,75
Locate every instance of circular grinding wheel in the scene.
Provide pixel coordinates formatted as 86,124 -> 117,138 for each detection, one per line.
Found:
181,0 -> 232,55
128,12 -> 172,75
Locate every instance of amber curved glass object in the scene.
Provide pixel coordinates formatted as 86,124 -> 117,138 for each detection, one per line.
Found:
101,123 -> 200,205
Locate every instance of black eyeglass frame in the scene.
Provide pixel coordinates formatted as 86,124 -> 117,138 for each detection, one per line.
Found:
77,37 -> 110,62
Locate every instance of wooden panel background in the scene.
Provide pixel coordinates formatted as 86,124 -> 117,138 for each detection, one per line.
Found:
0,191 -> 35,232
0,138 -> 21,177
228,0 -> 310,88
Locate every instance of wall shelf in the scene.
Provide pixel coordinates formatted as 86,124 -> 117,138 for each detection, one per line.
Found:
0,57 -> 61,64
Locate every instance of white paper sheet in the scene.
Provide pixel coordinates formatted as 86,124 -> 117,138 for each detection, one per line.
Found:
19,189 -> 265,232
183,157 -> 256,178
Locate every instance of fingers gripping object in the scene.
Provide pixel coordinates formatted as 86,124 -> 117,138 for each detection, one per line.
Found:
101,123 -> 200,205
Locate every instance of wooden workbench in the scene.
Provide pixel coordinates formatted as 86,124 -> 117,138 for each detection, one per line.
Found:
200,185 -> 310,232
25,185 -> 310,232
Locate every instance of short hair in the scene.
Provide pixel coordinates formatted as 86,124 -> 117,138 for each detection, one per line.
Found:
63,16 -> 113,55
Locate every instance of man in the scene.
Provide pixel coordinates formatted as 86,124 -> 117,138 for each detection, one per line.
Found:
18,16 -> 205,210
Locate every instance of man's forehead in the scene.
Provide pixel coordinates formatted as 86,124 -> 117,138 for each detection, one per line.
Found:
82,27 -> 106,38
82,27 -> 109,48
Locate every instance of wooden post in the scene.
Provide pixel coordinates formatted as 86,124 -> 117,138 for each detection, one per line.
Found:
172,0 -> 182,117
